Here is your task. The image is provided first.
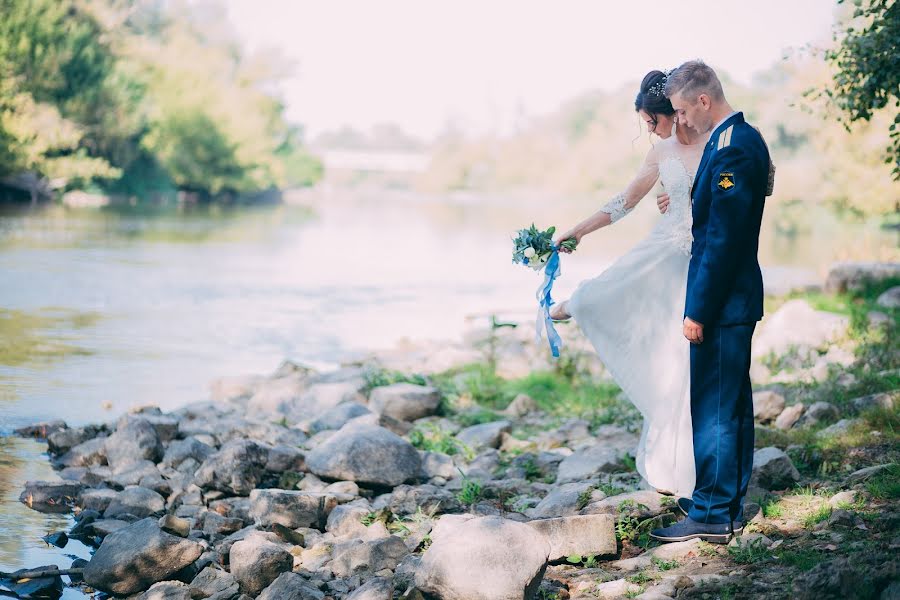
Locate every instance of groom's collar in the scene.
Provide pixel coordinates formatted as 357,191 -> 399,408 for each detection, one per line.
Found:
708,111 -> 743,144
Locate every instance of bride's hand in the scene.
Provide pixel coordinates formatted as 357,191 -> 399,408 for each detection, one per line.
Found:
554,229 -> 580,253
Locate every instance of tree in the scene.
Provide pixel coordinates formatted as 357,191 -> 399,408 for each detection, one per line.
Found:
823,0 -> 900,179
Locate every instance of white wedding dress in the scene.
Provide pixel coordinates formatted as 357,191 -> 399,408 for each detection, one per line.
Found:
568,134 -> 707,498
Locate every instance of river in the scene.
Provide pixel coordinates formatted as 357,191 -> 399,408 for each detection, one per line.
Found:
0,187 -> 896,591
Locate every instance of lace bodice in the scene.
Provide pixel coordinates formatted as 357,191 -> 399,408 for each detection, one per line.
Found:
599,135 -> 706,255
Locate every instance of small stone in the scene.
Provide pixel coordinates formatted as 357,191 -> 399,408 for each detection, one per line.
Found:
827,509 -> 856,528
775,403 -> 805,430
305,423 -> 423,487
651,538 -> 705,560
194,440 -> 269,496
851,392 -> 897,413
751,447 -> 800,490
455,420 -> 512,451
249,489 -> 340,529
104,486 -> 166,519
752,391 -> 786,423
159,515 -> 191,538
846,463 -> 895,485
346,576 -> 393,600
229,535 -> 294,596
875,285 -> 900,309
189,566 -> 240,600
527,482 -> 594,518
104,417 -> 163,470
78,488 -> 119,513
526,514 -> 616,561
330,536 -> 409,577
799,402 -> 839,427
368,383 -> 441,422
829,490 -> 858,508
42,531 -> 68,547
502,393 -> 539,417
257,572 -> 325,600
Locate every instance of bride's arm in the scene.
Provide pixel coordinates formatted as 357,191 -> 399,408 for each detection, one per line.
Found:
555,146 -> 660,248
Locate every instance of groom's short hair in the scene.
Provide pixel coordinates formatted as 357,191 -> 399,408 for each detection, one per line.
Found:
665,60 -> 725,102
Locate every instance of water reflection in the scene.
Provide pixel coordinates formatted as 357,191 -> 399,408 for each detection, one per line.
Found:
0,437 -> 92,576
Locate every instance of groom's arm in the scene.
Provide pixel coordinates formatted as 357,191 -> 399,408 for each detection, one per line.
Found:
685,145 -> 756,326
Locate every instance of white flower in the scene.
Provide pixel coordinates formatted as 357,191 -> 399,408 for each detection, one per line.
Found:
523,247 -> 536,258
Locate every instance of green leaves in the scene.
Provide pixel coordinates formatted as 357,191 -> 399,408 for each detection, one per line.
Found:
825,0 -> 900,179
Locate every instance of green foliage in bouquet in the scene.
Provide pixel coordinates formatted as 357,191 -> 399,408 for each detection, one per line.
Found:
511,224 -> 577,270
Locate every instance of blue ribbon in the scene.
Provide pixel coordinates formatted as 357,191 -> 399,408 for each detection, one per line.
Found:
534,247 -> 563,358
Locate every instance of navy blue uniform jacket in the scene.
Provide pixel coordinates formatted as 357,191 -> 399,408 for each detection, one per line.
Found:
686,112 -> 769,327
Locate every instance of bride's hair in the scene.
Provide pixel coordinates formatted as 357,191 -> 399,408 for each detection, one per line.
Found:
634,70 -> 675,130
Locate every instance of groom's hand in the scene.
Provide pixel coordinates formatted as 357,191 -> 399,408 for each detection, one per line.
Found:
657,193 -> 670,214
683,317 -> 704,344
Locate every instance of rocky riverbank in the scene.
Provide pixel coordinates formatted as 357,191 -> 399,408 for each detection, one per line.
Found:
4,262 -> 899,600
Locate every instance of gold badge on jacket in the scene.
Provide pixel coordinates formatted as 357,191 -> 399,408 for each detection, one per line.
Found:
717,172 -> 735,191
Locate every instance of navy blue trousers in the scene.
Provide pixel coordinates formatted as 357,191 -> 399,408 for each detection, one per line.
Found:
688,323 -> 756,524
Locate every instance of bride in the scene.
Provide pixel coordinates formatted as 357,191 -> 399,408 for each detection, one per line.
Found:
550,70 -> 707,498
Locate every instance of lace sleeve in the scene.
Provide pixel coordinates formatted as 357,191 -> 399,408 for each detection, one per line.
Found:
599,144 -> 660,224
599,192 -> 629,223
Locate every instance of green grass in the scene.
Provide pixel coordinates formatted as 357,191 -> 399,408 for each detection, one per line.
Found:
774,547 -> 826,571
597,482 -> 626,496
802,504 -> 833,529
761,497 -> 784,518
362,368 -> 427,395
866,464 -> 900,500
430,362 -> 638,426
456,469 -> 484,506
408,423 -> 474,459
727,537 -> 772,564
651,557 -> 680,571
626,570 -> 654,585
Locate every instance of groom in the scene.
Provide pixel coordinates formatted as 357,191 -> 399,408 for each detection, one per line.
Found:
651,61 -> 770,544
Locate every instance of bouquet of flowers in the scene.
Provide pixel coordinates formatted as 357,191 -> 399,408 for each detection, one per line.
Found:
511,224 -> 577,358
511,224 -> 577,271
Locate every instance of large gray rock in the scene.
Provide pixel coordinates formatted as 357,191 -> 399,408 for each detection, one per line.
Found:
54,437 -> 108,468
527,514 -> 616,561
19,481 -> 83,510
752,391 -> 786,423
330,536 -> 410,578
132,581 -> 192,600
161,437 -> 215,472
798,401 -> 839,427
751,447 -> 800,490
229,535 -> 294,596
83,518 -> 203,596
257,572 -> 324,600
48,425 -> 103,455
527,482 -> 595,518
851,392 -> 897,413
876,285 -> 900,309
347,577 -> 393,600
415,515 -> 550,600
369,383 -> 441,422
455,421 -> 512,451
307,402 -> 372,433
580,490 -> 667,516
79,488 -> 119,512
556,425 -> 637,483
325,503 -> 372,538
306,423 -> 422,487
388,484 -> 461,516
752,299 -> 849,361
825,262 -> 900,294
249,377 -> 362,421
249,489 -> 340,529
104,417 -> 163,470
189,566 -> 240,600
194,439 -> 269,495
265,445 -> 307,474
104,486 -> 166,519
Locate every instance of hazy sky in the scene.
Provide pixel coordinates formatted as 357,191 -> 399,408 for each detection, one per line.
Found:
223,0 -> 837,139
